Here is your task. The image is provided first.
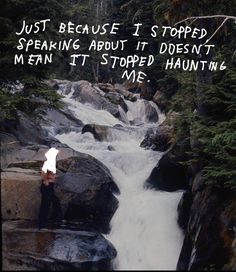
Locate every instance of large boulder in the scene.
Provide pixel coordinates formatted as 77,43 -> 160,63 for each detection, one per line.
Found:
114,83 -> 137,102
55,156 -> 119,233
177,174 -> 236,270
0,132 -> 23,169
122,81 -> 142,94
140,111 -> 180,152
144,101 -> 159,123
0,112 -> 54,146
141,130 -> 170,152
1,145 -> 119,233
123,81 -> 155,100
3,220 -> 117,271
49,80 -> 122,119
82,124 -> 110,141
72,81 -> 104,106
152,90 -> 169,112
2,142 -> 78,170
96,82 -> 136,104
177,191 -> 193,231
1,168 -> 41,220
40,107 -> 83,135
71,81 -> 121,118
140,125 -> 170,152
140,124 -> 171,152
145,147 -> 190,192
140,128 -> 156,149
105,92 -> 128,113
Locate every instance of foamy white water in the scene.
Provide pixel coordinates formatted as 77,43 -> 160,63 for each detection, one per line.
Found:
56,91 -> 183,270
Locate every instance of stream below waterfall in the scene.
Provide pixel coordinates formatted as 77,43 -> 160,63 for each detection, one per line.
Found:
55,90 -> 183,270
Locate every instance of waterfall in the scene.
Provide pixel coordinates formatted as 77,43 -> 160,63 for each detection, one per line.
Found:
55,91 -> 183,270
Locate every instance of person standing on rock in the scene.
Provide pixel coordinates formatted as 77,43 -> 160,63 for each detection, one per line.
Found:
38,148 -> 63,230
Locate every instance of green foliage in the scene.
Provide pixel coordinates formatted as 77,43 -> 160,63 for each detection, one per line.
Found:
191,64 -> 236,190
150,0 -> 236,191
0,0 -> 67,121
0,87 -> 21,121
169,72 -> 196,155
170,58 -> 236,191
0,79 -> 64,121
0,0 -> 67,82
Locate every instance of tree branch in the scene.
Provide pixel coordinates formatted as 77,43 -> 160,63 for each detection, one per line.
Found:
204,17 -> 228,44
174,15 -> 236,44
174,15 -> 236,26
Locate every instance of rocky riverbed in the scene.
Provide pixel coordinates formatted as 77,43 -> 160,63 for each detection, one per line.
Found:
1,79 -> 235,270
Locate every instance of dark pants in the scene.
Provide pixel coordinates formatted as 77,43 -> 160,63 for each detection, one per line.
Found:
38,183 -> 62,229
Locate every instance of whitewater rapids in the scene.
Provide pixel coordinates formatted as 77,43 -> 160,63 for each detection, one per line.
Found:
56,90 -> 183,270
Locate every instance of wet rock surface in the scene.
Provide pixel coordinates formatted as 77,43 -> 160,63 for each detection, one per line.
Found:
140,127 -> 171,152
0,111 -> 54,146
144,101 -> 159,123
177,176 -> 236,270
82,124 -> 110,141
104,91 -> 128,113
113,83 -> 137,102
52,80 -> 141,122
152,90 -> 169,112
56,156 -> 119,233
145,151 -> 190,192
2,220 -> 117,271
70,81 -> 122,119
140,109 -> 177,153
144,110 -> 190,191
40,107 -> 83,135
177,191 -> 193,231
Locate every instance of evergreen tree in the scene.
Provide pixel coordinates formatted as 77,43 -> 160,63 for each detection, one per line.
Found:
0,0 -> 67,120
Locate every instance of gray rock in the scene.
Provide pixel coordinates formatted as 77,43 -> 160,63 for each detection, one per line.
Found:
144,148 -> 190,192
140,127 -> 171,152
107,145 -> 115,151
105,92 -> 128,112
140,110 -> 180,152
82,124 -> 110,141
40,108 -> 83,135
177,175 -> 236,270
153,90 -> 169,112
2,220 -> 117,271
46,80 -> 121,119
114,83 -> 137,102
1,168 -> 41,220
55,155 -> 119,233
96,83 -> 114,93
144,101 -> 159,123
72,81 -> 121,119
0,112 -> 54,146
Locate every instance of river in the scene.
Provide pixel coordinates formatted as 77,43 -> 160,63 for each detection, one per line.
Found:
56,89 -> 183,270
